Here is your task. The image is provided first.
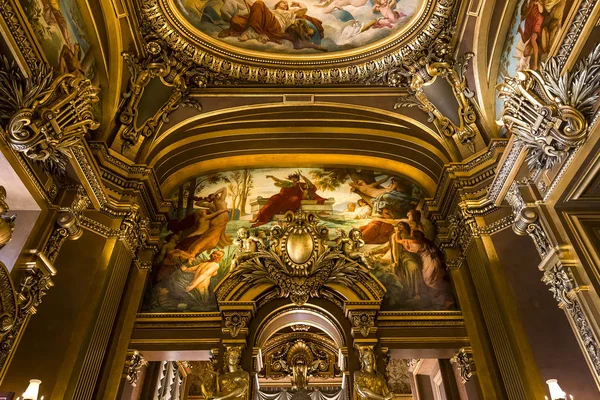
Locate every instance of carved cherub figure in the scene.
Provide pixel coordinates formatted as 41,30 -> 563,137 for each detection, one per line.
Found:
231,228 -> 264,270
335,228 -> 367,264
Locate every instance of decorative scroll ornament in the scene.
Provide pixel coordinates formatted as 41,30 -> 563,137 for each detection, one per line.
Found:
349,311 -> 376,338
505,182 -> 551,258
221,210 -> 375,306
117,39 -> 204,152
224,311 -> 251,338
0,187 -> 16,251
497,44 -> 600,174
125,350 -> 148,386
393,27 -> 479,152
0,57 -> 99,175
451,348 -> 474,383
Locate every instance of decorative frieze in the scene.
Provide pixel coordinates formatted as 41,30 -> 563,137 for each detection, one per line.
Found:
542,262 -> 600,376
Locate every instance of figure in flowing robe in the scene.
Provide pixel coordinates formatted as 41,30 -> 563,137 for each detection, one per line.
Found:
168,187 -> 232,259
398,230 -> 455,309
219,0 -> 323,45
251,173 -> 325,227
391,222 -> 425,300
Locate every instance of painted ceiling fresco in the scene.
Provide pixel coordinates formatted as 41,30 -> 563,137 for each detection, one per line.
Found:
496,0 -> 576,117
143,168 -> 457,312
21,0 -> 96,78
173,0 -> 422,54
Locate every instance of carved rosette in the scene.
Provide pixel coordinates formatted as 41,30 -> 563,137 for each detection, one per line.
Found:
349,311 -> 376,338
0,58 -> 99,174
124,350 -> 148,386
223,311 -> 251,338
497,44 -> 600,174
451,348 -> 475,383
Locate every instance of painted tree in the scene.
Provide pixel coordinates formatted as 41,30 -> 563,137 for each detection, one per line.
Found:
228,169 -> 254,219
238,169 -> 254,217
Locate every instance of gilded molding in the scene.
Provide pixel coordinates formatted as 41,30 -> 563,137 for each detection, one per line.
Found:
0,252 -> 56,377
505,182 -> 551,258
0,0 -> 39,69
0,57 -> 99,176
139,0 -> 458,85
555,0 -> 598,66
542,261 -> 600,377
117,42 -> 203,152
124,350 -> 148,386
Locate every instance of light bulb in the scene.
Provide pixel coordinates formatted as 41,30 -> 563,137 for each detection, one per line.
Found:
22,379 -> 41,400
546,379 -> 566,400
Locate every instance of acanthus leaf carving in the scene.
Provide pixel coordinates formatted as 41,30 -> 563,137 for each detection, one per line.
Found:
223,311 -> 251,338
497,43 -> 600,175
0,57 -> 99,177
218,210 -> 381,306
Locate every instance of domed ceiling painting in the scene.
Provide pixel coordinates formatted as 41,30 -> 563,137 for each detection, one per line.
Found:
144,167 -> 457,313
173,0 -> 423,54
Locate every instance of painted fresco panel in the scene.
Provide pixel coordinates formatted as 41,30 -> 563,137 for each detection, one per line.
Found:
496,0 -> 576,117
173,0 -> 422,54
20,0 -> 95,77
143,168 -> 457,312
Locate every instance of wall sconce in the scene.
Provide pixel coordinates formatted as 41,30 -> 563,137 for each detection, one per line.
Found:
545,379 -> 573,400
16,379 -> 44,400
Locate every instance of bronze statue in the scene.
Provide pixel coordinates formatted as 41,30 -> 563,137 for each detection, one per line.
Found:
213,346 -> 250,400
353,346 -> 393,400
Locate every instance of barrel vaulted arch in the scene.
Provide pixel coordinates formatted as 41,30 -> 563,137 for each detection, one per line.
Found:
140,103 -> 455,197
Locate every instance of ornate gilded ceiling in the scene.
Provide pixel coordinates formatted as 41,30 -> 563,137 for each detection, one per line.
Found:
140,0 -> 458,84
